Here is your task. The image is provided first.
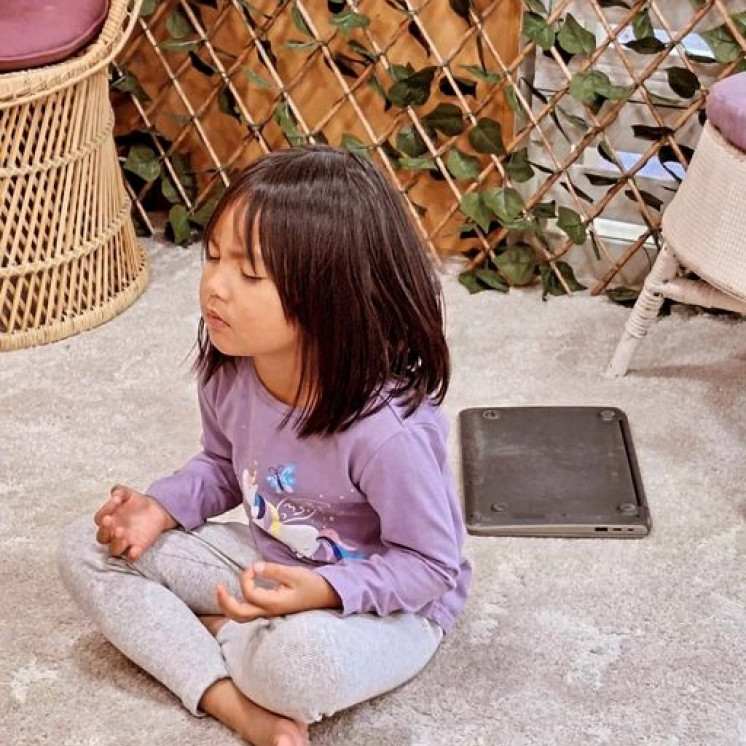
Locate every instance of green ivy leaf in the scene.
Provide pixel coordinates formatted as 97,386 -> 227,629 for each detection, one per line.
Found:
523,12 -> 556,50
459,65 -> 503,84
648,92 -> 680,107
291,3 -> 313,36
506,148 -> 534,183
191,196 -> 221,227
387,67 -> 437,108
468,118 -> 506,155
140,0 -> 156,16
159,39 -> 201,52
161,176 -> 180,203
460,193 -> 492,232
396,125 -> 428,157
243,68 -> 274,89
390,63 -> 415,82
458,270 -> 489,294
667,66 -> 700,98
586,173 -> 619,187
475,269 -> 509,292
341,133 -> 368,156
398,156 -> 438,171
540,261 -> 586,298
505,86 -> 524,123
685,51 -> 716,64
606,287 -> 639,305
533,200 -> 556,219
166,8 -> 193,39
701,20 -> 745,63
557,206 -> 587,244
493,243 -> 537,286
524,0 -> 548,16
330,10 -> 370,36
483,187 -> 525,224
598,139 -> 617,166
440,76 -> 477,98
123,145 -> 161,182
348,40 -> 379,64
170,154 -> 195,198
368,75 -> 390,109
598,0 -> 630,7
421,103 -> 464,135
568,70 -> 606,107
218,87 -> 244,124
569,70 -> 631,108
659,143 -> 694,167
625,37 -> 666,54
557,106 -> 589,131
445,148 -> 481,180
632,125 -> 674,141
112,68 -> 150,102
625,188 -> 663,211
557,13 -> 596,56
284,39 -> 322,51
168,205 -> 192,246
631,10 -> 654,40
274,101 -> 305,145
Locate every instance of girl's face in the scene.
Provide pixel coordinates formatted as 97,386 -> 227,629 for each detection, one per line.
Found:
199,207 -> 299,363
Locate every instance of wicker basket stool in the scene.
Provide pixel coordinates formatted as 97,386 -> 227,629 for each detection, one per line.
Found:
0,0 -> 148,351
607,74 -> 746,377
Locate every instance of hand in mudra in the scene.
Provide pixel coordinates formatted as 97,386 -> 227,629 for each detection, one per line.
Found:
216,562 -> 341,621
94,485 -> 177,561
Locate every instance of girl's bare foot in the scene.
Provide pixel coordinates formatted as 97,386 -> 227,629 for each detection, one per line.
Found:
200,678 -> 309,746
198,614 -> 229,635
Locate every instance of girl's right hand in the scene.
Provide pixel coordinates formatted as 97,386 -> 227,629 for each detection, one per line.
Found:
94,485 -> 178,561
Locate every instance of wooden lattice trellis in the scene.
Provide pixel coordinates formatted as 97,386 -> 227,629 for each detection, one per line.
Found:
112,0 -> 746,296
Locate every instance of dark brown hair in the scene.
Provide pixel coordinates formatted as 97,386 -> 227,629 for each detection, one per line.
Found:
195,144 -> 450,437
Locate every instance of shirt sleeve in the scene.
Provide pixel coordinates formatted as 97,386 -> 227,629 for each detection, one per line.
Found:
315,423 -> 462,617
146,380 -> 242,530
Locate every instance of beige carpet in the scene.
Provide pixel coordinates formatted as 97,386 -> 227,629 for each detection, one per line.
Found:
3,237 -> 745,745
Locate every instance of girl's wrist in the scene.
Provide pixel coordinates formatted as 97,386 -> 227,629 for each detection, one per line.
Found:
314,575 -> 342,610
146,495 -> 179,532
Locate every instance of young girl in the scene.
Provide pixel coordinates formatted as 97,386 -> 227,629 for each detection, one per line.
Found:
58,145 -> 472,746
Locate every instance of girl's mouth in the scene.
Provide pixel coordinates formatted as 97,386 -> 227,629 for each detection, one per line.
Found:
205,310 -> 229,329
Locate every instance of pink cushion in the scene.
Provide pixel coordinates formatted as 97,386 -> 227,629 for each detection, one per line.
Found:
706,72 -> 746,153
0,0 -> 109,73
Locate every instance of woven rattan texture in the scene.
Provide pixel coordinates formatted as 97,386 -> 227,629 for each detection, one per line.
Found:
663,121 -> 746,300
0,0 -> 149,351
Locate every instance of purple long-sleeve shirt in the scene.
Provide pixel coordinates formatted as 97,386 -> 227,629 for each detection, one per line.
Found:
147,358 -> 471,632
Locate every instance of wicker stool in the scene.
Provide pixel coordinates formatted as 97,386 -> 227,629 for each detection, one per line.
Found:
607,73 -> 746,377
0,0 -> 148,351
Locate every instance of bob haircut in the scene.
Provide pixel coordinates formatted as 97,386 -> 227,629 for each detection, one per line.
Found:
195,144 -> 450,438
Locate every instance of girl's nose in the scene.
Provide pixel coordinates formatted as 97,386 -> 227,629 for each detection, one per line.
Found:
202,264 -> 230,300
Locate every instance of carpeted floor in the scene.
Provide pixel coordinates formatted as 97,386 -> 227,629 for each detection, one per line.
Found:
2,237 -> 745,746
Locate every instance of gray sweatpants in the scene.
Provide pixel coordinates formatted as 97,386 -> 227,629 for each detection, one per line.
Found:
57,516 -> 442,723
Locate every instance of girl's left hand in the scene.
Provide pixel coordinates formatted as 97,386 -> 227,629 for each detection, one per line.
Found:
216,562 -> 341,621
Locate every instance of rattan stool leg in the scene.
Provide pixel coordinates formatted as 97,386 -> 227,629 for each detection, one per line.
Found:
606,243 -> 680,378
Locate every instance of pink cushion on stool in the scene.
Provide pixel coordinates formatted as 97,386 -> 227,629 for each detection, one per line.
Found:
706,72 -> 746,153
0,0 -> 109,73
